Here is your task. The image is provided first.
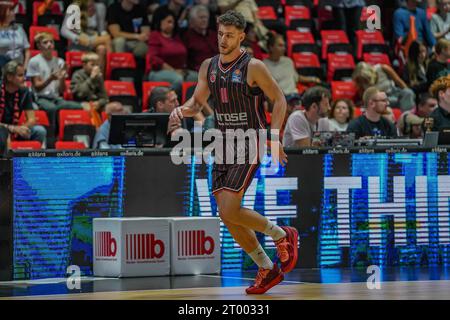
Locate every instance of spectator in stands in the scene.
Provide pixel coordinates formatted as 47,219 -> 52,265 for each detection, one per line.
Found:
431,0 -> 450,41
106,0 -> 150,59
61,0 -> 111,72
328,99 -> 355,132
393,0 -> 436,48
147,86 -> 184,136
241,41 -> 254,58
426,38 -> 450,86
218,0 -> 268,40
26,32 -> 82,130
70,52 -> 108,112
404,41 -> 429,94
195,0 -> 219,30
146,86 -> 180,114
0,61 -> 47,156
0,0 -> 30,70
148,8 -> 198,96
352,61 -> 416,111
244,23 -> 264,60
182,4 -> 218,72
152,0 -> 189,30
347,87 -> 398,138
147,86 -> 207,135
92,101 -> 131,149
263,32 -> 321,101
429,74 -> 450,131
320,0 -> 365,46
283,86 -> 331,147
398,92 -> 437,136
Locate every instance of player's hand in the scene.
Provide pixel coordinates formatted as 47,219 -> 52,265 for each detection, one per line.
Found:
170,106 -> 184,123
167,116 -> 182,134
272,140 -> 288,167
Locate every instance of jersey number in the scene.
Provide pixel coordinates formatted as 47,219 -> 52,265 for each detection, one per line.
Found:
220,87 -> 229,104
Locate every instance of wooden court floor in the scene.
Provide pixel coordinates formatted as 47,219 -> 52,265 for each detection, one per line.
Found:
2,280 -> 450,300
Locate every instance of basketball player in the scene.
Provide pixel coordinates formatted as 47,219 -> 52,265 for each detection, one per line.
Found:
170,11 -> 298,294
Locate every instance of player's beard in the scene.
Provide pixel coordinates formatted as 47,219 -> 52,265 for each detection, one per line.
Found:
220,42 -> 239,56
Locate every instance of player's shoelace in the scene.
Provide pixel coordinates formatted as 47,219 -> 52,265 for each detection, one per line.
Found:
276,239 -> 291,263
254,268 -> 271,287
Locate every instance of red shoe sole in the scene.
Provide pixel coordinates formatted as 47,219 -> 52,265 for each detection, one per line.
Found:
281,227 -> 299,273
246,272 -> 284,295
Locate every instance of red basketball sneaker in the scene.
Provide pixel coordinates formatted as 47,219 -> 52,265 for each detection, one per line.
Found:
275,226 -> 299,273
245,264 -> 284,294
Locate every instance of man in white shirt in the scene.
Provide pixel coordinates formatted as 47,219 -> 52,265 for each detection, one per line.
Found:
283,86 -> 331,147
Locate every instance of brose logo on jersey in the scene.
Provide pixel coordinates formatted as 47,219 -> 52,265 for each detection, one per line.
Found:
216,112 -> 248,124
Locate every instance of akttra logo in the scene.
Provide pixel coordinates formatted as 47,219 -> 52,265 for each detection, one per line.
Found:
95,231 -> 117,257
178,230 -> 215,257
126,233 -> 165,261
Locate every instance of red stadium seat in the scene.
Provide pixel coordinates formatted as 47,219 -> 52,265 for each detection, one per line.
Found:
353,107 -> 363,118
292,53 -> 320,69
32,1 -> 62,26
392,108 -> 402,121
285,5 -> 311,30
30,49 -> 57,58
10,141 -> 42,150
363,53 -> 391,66
18,110 -> 50,127
427,7 -> 437,20
355,30 -> 385,59
142,81 -> 171,112
58,109 -> 95,142
29,26 -> 60,50
106,52 -> 137,81
66,51 -> 86,78
55,141 -> 86,150
182,82 -> 197,104
331,81 -> 357,101
320,30 -> 350,60
327,53 -> 355,82
105,81 -> 139,112
63,80 -> 73,101
297,83 -> 308,94
292,52 -> 322,79
104,81 -> 136,96
286,30 -> 315,57
257,6 -> 277,20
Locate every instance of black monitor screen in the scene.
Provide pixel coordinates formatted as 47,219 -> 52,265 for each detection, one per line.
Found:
109,113 -> 170,148
438,128 -> 450,146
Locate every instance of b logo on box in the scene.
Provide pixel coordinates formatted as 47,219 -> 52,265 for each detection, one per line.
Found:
126,233 -> 165,261
95,231 -> 117,258
178,230 -> 215,257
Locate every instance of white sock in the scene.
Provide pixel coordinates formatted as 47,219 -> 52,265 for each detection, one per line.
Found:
248,245 -> 273,270
263,220 -> 286,241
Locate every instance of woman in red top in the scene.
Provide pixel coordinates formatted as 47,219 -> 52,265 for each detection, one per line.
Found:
148,7 -> 198,95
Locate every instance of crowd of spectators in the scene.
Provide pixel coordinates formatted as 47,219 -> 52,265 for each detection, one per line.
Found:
1,0 -> 450,155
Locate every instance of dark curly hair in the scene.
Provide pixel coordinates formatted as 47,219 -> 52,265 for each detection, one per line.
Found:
217,10 -> 246,31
